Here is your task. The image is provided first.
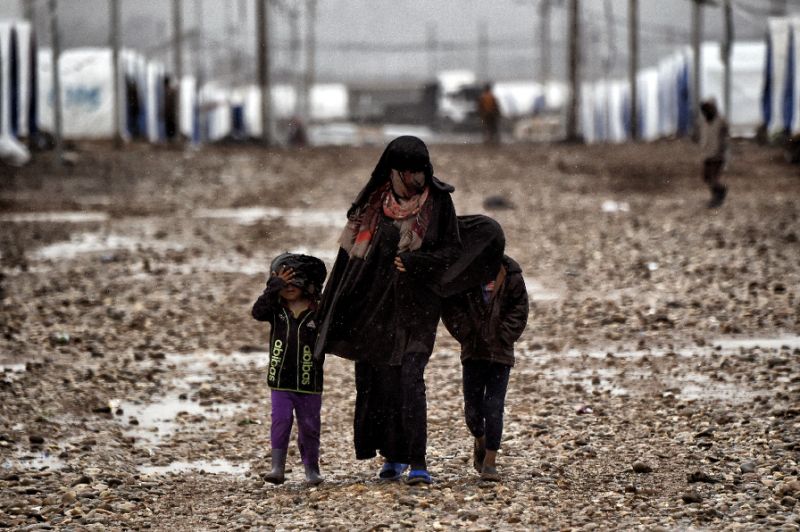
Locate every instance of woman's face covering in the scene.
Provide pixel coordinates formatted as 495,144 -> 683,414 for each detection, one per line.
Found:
390,168 -> 426,196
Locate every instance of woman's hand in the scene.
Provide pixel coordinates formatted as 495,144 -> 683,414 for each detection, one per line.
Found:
394,256 -> 406,272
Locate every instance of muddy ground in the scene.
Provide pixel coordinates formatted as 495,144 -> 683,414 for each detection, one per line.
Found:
0,138 -> 799,531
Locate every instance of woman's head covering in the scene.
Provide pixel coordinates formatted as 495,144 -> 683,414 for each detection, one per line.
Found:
437,215 -> 505,298
348,136 -> 436,216
270,252 -> 328,296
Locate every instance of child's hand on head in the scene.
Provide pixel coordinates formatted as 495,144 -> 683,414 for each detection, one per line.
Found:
272,266 -> 296,285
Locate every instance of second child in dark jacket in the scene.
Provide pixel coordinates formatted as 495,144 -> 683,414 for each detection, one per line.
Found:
442,254 -> 528,481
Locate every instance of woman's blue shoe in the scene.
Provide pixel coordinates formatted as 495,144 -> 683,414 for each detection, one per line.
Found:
405,469 -> 432,485
378,462 -> 408,481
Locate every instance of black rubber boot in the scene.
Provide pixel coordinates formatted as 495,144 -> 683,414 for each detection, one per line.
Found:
304,462 -> 324,486
263,449 -> 287,485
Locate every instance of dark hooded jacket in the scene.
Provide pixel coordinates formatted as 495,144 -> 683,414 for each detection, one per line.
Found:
442,255 -> 529,367
314,136 -> 461,365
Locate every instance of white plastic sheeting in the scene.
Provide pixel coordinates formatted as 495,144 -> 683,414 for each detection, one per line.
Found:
179,76 -> 197,142
657,49 -> 691,138
235,83 -> 348,138
0,19 -> 30,165
145,61 -> 165,143
766,18 -> 791,135
638,68 -> 660,141
9,21 -> 35,137
700,41 -> 766,136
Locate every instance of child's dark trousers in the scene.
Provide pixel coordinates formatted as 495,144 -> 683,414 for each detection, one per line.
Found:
462,359 -> 511,452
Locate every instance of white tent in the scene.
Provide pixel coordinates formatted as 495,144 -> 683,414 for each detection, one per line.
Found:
37,47 -> 155,140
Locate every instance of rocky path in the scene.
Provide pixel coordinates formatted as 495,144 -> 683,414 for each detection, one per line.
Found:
1,140 -> 798,530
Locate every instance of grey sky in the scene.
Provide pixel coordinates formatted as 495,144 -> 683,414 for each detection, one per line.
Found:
1,0 -> 795,85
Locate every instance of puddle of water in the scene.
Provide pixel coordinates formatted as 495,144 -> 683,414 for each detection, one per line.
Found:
712,336 -> 800,351
525,277 -> 562,302
547,367 -> 630,396
677,373 -> 756,402
0,363 -> 27,383
559,347 -> 697,360
0,211 -> 109,223
138,459 -> 250,477
194,207 -> 343,227
114,351 -> 267,446
32,233 -> 184,260
116,393 -> 248,445
601,200 -> 630,213
2,451 -> 66,472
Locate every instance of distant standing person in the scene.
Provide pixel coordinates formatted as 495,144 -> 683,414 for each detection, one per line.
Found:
440,215 -> 528,482
252,253 -> 328,486
699,99 -> 729,208
478,83 -> 501,144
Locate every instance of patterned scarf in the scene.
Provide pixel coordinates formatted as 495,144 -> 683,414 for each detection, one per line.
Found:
340,182 -> 432,259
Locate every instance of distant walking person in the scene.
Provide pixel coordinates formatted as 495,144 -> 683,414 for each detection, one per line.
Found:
478,83 -> 501,144
252,253 -> 328,486
440,215 -> 528,482
699,99 -> 729,208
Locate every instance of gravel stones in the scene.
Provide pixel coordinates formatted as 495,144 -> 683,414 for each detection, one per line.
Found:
1,141 -> 799,529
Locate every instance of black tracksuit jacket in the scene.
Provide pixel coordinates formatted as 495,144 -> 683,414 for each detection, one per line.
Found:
251,277 -> 323,394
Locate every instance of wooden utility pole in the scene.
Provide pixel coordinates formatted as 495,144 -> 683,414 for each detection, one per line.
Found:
289,6 -> 301,118
194,0 -> 205,82
22,0 -> 35,24
48,0 -> 63,162
691,0 -> 703,139
770,0 -> 788,16
110,0 -> 122,147
477,20 -> 489,83
256,0 -> 271,145
426,22 -> 438,80
304,0 -> 318,124
628,0 -> 638,140
722,0 -> 733,119
172,0 -> 183,79
539,0 -> 551,85
566,0 -> 581,142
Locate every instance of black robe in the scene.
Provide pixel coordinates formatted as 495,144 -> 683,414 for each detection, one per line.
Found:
313,136 -> 461,462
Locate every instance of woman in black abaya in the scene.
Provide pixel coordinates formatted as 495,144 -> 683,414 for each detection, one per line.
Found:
314,136 -> 460,485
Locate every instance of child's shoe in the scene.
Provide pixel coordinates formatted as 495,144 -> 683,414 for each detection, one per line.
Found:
480,465 -> 501,482
480,449 -> 500,481
263,449 -> 287,485
304,463 -> 324,485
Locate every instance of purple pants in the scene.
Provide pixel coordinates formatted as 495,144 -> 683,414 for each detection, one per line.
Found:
270,390 -> 322,465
